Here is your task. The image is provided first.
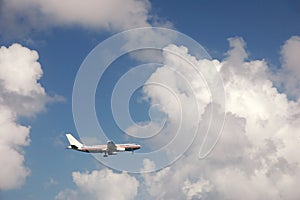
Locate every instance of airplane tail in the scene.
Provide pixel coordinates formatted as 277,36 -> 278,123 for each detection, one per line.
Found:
66,133 -> 83,149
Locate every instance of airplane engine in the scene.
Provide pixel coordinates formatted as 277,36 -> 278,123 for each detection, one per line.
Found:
117,147 -> 125,152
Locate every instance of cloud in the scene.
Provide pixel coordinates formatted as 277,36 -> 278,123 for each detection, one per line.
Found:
0,0 -> 170,39
57,36 -> 300,199
281,36 -> 300,76
226,37 -> 248,64
44,177 -> 58,189
274,36 -> 300,99
55,169 -> 139,200
0,106 -> 30,190
182,179 -> 213,200
133,45 -> 212,154
135,37 -> 300,199
0,44 -> 50,116
0,44 -> 55,190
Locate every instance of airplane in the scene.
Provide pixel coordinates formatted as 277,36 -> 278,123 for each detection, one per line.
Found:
66,133 -> 141,157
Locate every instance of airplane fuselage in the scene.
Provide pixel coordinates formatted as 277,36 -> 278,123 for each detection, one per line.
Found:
66,134 -> 141,157
68,144 -> 141,153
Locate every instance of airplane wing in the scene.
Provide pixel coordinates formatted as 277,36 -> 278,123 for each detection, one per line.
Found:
107,141 -> 117,155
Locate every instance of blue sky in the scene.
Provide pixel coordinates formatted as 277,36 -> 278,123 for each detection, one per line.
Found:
1,0 -> 300,199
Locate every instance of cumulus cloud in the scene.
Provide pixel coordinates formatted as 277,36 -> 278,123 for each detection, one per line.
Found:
0,44 -> 54,190
135,37 -> 300,199
281,36 -> 300,76
182,179 -> 213,200
0,106 -> 30,190
56,36 -> 300,199
226,37 -> 248,64
55,169 -> 139,200
275,36 -> 300,99
0,0 -> 170,39
137,44 -> 212,154
0,44 -> 50,116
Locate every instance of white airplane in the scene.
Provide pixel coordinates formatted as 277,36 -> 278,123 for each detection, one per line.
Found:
66,133 -> 141,157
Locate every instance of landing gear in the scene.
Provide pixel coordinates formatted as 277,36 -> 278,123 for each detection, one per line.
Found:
104,151 -> 108,157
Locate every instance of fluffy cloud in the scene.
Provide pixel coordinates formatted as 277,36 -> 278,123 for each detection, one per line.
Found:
281,36 -> 300,77
0,0 -> 169,39
55,169 -> 139,200
182,179 -> 213,200
0,44 -> 49,116
56,36 -> 300,199
275,36 -> 300,99
0,44 -> 52,190
0,106 -> 30,190
136,37 -> 300,199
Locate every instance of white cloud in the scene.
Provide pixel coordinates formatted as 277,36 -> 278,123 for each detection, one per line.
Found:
226,37 -> 248,64
0,106 -> 30,190
140,159 -> 171,198
182,179 -> 213,200
281,36 -> 300,77
56,36 -> 300,199
56,169 -> 139,200
135,37 -> 300,199
135,45 -> 212,155
55,189 -> 79,200
0,44 -> 43,95
0,0 -> 171,39
0,44 -> 54,190
0,44 -> 49,117
274,36 -> 300,99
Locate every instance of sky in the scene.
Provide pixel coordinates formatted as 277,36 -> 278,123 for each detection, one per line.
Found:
0,0 -> 300,199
